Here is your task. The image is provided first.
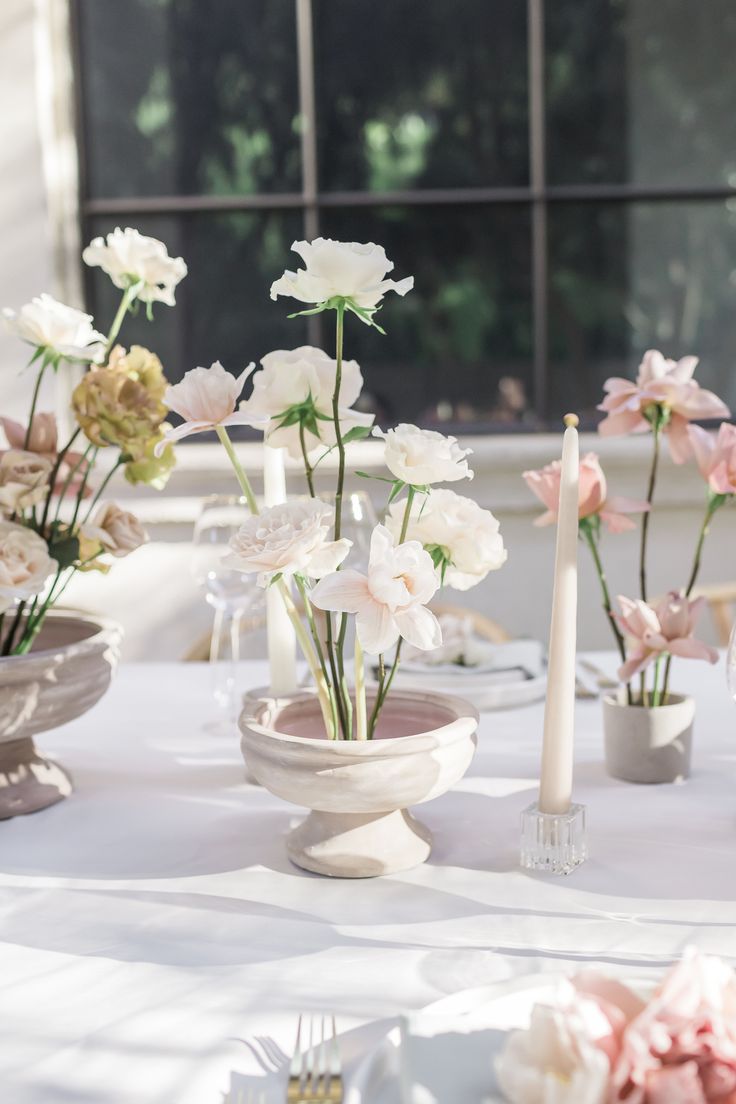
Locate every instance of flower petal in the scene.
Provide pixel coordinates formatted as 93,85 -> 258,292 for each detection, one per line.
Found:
306,538 -> 352,579
394,604 -> 442,651
356,600 -> 399,655
309,569 -> 370,613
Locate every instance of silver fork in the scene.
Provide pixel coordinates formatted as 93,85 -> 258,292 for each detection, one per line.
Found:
233,1089 -> 266,1104
287,1015 -> 343,1103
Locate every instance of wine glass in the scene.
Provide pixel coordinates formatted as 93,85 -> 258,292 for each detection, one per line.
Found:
726,621 -> 736,703
321,490 -> 377,570
191,495 -> 263,733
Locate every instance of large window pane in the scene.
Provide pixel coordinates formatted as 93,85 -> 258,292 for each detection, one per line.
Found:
547,199 -> 736,421
546,0 -> 736,188
316,205 -> 534,429
313,0 -> 529,192
77,0 -> 301,198
86,211 -> 308,402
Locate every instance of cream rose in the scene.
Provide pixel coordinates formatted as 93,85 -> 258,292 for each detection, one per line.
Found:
225,499 -> 351,586
387,489 -> 506,591
3,294 -> 106,362
0,521 -> 56,612
239,345 -> 374,458
375,424 -> 473,486
85,503 -> 148,558
270,238 -> 413,320
82,226 -> 187,306
0,450 -> 53,515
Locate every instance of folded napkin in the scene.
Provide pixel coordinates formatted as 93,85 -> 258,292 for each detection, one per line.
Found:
399,1011 -> 506,1104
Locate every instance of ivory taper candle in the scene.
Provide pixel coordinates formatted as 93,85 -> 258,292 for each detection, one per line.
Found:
538,413 -> 579,815
263,444 -> 297,695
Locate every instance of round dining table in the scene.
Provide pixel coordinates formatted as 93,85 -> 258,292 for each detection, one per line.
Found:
1,654 -> 735,1103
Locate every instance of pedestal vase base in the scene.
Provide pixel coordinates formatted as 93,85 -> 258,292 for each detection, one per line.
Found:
287,807 -> 433,878
0,737 -> 73,820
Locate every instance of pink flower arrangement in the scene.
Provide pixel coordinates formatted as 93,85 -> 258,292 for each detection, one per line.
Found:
496,952 -> 736,1104
523,452 -> 649,533
615,592 -> 718,682
598,350 -> 729,463
689,423 -> 736,497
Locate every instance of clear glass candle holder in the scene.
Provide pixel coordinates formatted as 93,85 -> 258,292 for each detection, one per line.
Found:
520,801 -> 587,875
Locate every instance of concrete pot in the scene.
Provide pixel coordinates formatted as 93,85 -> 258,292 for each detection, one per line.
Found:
239,687 -> 479,878
602,691 -> 695,784
0,609 -> 122,819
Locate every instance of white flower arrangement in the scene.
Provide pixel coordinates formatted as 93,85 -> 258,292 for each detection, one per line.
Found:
160,236 -> 507,739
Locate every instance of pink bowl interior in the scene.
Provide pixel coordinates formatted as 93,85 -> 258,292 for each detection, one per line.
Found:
275,694 -> 460,741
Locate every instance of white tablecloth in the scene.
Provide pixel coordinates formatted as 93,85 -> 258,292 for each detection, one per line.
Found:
1,657 -> 735,1103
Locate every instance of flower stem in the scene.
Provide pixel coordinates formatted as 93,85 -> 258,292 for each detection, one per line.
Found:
354,635 -> 367,740
296,577 -> 338,739
105,285 -> 139,358
299,421 -> 316,497
639,422 -> 661,604
580,519 -> 632,704
68,447 -> 98,532
215,426 -> 258,514
399,486 -> 416,542
651,654 -> 663,708
52,444 -> 94,524
24,358 -> 48,448
368,654 -> 386,740
332,301 -> 347,542
79,456 -> 123,526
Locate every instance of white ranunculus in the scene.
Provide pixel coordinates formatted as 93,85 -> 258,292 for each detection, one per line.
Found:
0,521 -> 56,612
387,489 -> 506,590
0,450 -> 53,515
82,227 -> 187,306
270,238 -> 413,319
239,345 -> 374,458
495,986 -> 613,1104
375,424 -> 473,486
310,524 -> 441,655
85,503 -> 148,558
3,294 -> 106,362
225,499 -> 351,586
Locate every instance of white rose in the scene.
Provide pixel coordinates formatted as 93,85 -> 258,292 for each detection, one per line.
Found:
387,489 -> 506,590
375,424 -> 473,486
82,227 -> 187,306
3,294 -> 106,362
0,450 -> 53,515
239,345 -> 374,458
270,238 -> 413,320
225,499 -> 351,586
85,503 -> 148,558
0,521 -> 56,612
495,986 -> 613,1104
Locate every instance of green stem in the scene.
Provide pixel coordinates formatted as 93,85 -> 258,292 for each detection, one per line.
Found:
332,302 -> 347,542
40,428 -> 82,532
639,422 -> 661,604
52,444 -> 93,524
24,360 -> 48,448
215,426 -> 258,514
368,654 -> 386,739
1,600 -> 27,656
68,447 -> 98,532
105,286 -> 138,358
80,456 -> 123,526
325,611 -> 348,739
651,654 -> 663,708
399,486 -> 416,542
299,421 -> 316,497
354,635 -> 367,740
296,577 -> 338,739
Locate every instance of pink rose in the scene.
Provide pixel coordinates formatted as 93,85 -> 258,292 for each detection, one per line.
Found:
523,452 -> 649,534
689,423 -> 736,496
611,951 -> 736,1104
1,413 -> 91,497
598,350 -> 729,463
615,591 -> 718,682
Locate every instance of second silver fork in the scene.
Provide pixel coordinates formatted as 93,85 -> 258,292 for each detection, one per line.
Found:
287,1015 -> 343,1103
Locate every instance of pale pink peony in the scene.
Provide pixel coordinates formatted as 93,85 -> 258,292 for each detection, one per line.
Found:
523,452 -> 649,534
157,361 -> 266,450
598,350 -> 729,463
610,951 -> 736,1104
615,591 -> 718,682
1,413 -> 91,496
689,423 -> 736,496
310,523 -> 441,655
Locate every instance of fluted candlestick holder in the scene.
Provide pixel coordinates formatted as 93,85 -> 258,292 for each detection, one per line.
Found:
520,801 -> 587,875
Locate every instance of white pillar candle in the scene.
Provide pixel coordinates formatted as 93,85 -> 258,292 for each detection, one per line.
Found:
538,414 -> 579,815
263,445 -> 298,696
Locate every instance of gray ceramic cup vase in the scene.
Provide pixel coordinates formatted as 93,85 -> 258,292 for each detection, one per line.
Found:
0,609 -> 122,819
602,690 -> 695,784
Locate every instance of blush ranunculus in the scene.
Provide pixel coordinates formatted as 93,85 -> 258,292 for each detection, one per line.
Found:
598,349 -> 730,463
689,422 -> 736,496
523,452 -> 649,534
310,523 -> 441,655
84,502 -> 148,558
0,450 -> 52,514
0,521 -> 56,612
615,591 -> 718,682
157,361 -> 266,450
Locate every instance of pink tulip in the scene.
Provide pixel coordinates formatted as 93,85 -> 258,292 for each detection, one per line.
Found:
523,452 -> 649,534
689,423 -> 736,496
598,350 -> 729,463
610,951 -> 736,1104
157,361 -> 266,450
615,591 -> 718,682
1,413 -> 91,497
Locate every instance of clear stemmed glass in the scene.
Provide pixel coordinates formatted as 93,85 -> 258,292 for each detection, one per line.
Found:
191,494 -> 263,733
321,490 -> 377,570
726,622 -> 736,703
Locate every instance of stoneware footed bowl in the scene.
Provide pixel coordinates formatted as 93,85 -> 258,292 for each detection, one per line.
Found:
239,687 -> 479,878
0,609 -> 122,819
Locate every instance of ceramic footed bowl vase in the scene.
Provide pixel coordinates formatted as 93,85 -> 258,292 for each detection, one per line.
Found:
240,688 -> 479,878
602,690 -> 695,784
0,609 -> 123,819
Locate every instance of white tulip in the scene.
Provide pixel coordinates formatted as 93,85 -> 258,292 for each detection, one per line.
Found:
375,423 -> 473,486
270,238 -> 413,321
239,345 -> 374,458
225,499 -> 351,586
0,521 -> 56,612
3,294 -> 106,362
83,227 -> 187,306
310,524 -> 441,655
387,489 -> 506,590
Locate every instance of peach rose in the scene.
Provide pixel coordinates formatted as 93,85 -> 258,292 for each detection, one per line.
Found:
0,521 -> 56,611
689,422 -> 736,496
524,452 -> 649,533
0,450 -> 52,514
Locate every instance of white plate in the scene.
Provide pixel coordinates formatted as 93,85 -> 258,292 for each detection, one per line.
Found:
347,975 -> 649,1104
